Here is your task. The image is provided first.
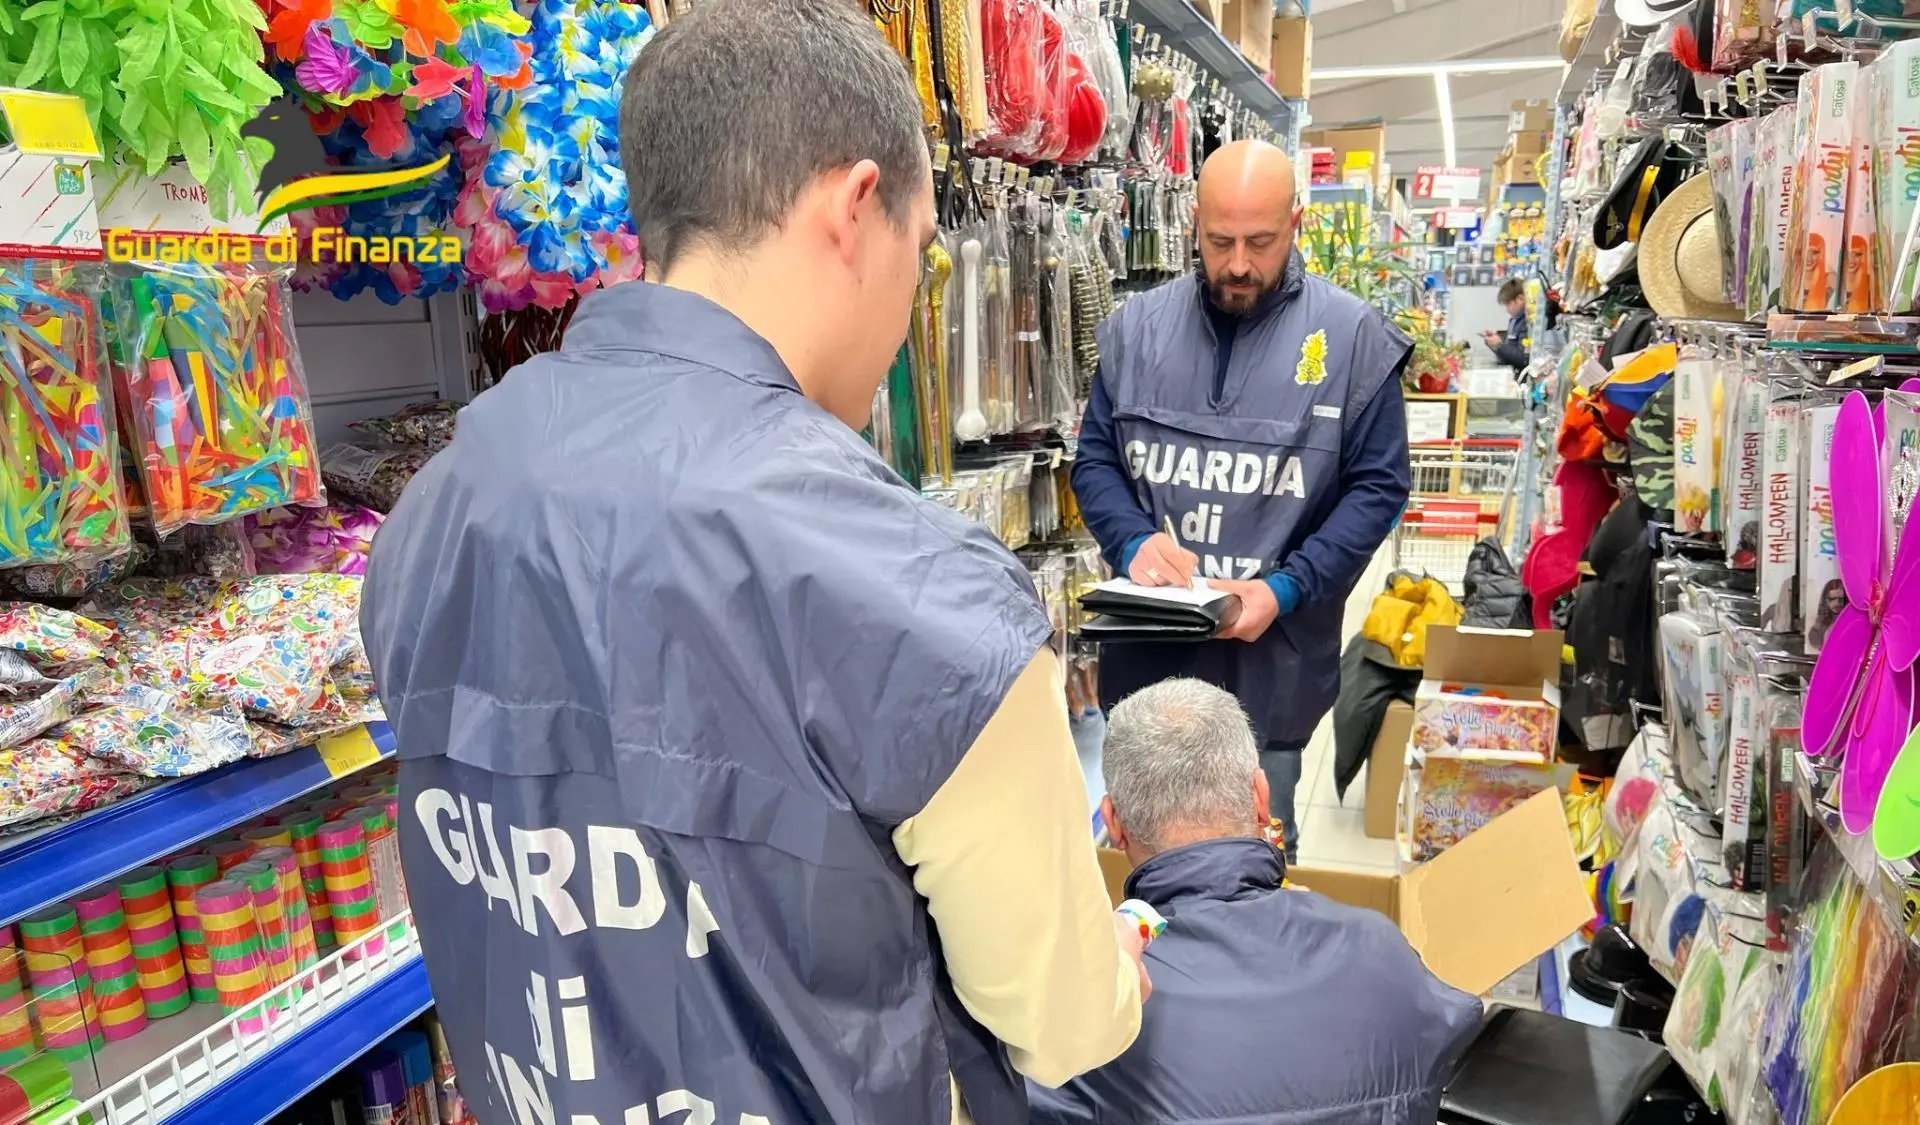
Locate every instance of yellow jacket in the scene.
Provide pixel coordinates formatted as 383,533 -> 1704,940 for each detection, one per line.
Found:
1361,574 -> 1463,668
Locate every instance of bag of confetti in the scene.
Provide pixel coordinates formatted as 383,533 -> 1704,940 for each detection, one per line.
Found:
0,734 -> 145,831
321,443 -> 431,513
0,602 -> 114,666
79,574 -> 360,724
142,522 -> 256,580
0,664 -> 110,752
0,544 -> 149,601
243,504 -> 384,576
72,685 -> 254,777
347,400 -> 459,452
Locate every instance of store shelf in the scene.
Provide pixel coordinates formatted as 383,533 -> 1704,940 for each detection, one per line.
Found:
1130,0 -> 1295,132
62,914 -> 428,1125
0,721 -> 396,927
1556,3 -> 1621,105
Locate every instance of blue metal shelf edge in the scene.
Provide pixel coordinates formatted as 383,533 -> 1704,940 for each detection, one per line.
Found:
169,957 -> 433,1125
0,720 -> 395,926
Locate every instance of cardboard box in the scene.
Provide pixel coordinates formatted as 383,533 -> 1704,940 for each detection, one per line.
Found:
1412,625 -> 1564,763
1271,17 -> 1311,99
1192,0 -> 1224,26
1220,0 -> 1275,71
1155,791 -> 1595,997
1365,701 -> 1414,839
1509,99 -> 1553,136
1302,124 -> 1387,192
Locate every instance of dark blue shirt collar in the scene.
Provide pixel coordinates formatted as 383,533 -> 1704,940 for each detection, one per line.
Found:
1124,836 -> 1287,913
564,279 -> 802,396
1191,249 -> 1308,325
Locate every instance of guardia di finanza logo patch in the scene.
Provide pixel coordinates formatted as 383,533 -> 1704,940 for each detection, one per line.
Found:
1295,329 -> 1328,386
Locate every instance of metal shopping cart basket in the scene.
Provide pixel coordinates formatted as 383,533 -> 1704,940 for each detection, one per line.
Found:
1390,441 -> 1519,595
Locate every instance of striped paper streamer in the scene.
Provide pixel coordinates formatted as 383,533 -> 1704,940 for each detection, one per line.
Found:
192,883 -> 275,1035
283,812 -> 336,952
317,819 -> 382,958
256,847 -> 318,971
0,925 -> 32,1068
165,855 -> 221,1004
240,824 -> 293,852
72,888 -> 144,1043
227,862 -> 292,1003
0,1054 -> 73,1125
114,867 -> 189,1020
17,906 -> 102,1062
347,805 -> 408,940
206,840 -> 254,875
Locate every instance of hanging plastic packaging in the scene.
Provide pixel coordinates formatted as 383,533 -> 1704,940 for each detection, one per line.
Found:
1721,359 -> 1766,569
1801,395 -> 1846,654
1673,344 -> 1725,535
1026,3 -> 1072,164
1759,378 -> 1805,633
1874,41 -> 1920,313
1785,64 -> 1856,314
977,0 -> 1045,158
0,258 -> 132,570
107,260 -> 324,536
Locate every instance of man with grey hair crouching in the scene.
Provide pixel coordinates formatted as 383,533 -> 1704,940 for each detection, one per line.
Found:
1031,678 -> 1484,1125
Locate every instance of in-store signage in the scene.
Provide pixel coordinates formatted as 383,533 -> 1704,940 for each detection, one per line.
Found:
1412,166 -> 1483,201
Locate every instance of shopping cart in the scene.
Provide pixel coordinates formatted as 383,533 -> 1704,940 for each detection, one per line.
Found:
1390,442 -> 1519,595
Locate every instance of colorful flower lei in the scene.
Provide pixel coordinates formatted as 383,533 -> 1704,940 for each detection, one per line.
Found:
451,0 -> 653,308
262,0 -> 533,117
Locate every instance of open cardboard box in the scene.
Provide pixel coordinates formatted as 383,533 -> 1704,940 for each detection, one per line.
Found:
1413,625 -> 1564,764
1097,790 -> 1591,999
1364,700 -> 1414,839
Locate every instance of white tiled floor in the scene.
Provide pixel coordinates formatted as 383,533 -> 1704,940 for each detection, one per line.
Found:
1292,543 -> 1403,873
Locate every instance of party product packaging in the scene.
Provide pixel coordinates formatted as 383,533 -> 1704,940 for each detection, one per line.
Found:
1707,124 -> 1741,305
1721,365 -> 1766,568
1408,625 -> 1563,763
1760,380 -> 1805,632
1802,400 -> 1846,654
1749,107 -> 1795,318
1789,63 -> 1857,313
1761,672 -> 1807,951
1673,353 -> 1724,534
1873,40 -> 1920,312
1844,64 -> 1881,313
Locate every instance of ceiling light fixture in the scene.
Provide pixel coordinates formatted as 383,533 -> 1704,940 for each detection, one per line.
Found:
1433,71 -> 1456,167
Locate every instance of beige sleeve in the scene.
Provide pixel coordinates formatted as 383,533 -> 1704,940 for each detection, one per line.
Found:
893,647 -> 1142,1089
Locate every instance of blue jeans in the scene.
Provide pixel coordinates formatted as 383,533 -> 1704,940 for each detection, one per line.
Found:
1261,740 -> 1305,864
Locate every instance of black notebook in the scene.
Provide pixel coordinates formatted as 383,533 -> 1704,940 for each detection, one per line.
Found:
1077,579 -> 1239,643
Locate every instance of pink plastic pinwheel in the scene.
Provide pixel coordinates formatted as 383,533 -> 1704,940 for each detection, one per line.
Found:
1804,389 -> 1920,833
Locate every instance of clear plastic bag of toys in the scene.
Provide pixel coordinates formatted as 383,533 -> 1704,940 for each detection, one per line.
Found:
0,257 -> 133,569
106,258 -> 324,536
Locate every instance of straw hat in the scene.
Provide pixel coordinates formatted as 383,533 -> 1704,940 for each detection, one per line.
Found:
1640,174 -> 1742,322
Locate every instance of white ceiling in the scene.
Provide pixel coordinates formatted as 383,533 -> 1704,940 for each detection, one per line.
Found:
1304,0 -> 1565,183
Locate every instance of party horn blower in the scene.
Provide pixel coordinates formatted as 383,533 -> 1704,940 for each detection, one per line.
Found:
71,888 -> 144,1043
0,927 -> 32,1068
166,854 -> 221,1004
228,861 -> 291,1003
191,883 -> 274,1035
256,846 -> 317,972
285,812 -> 335,952
0,1054 -> 73,1125
16,906 -> 101,1063
317,818 -> 382,959
114,867 -> 188,1019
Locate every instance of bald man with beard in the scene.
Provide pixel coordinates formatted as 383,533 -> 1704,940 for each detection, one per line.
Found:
1069,142 -> 1413,862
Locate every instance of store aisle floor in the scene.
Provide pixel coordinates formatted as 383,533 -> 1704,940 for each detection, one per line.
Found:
1292,542 -> 1401,873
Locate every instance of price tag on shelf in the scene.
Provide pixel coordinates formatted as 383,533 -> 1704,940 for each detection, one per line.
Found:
318,725 -> 383,778
0,89 -> 101,159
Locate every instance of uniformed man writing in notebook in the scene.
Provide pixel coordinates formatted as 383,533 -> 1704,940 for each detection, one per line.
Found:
1070,140 -> 1413,862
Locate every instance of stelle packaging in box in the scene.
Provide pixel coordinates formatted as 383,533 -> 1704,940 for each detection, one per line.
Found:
1092,792 -> 1592,1000
1410,625 -> 1564,763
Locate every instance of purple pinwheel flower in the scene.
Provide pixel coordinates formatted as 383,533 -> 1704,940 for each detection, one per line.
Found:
297,25 -> 360,95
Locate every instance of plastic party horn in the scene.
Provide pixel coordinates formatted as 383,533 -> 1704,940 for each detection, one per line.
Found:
114,867 -> 188,1019
71,888 -> 144,1042
284,811 -> 336,952
0,1054 -> 73,1125
191,882 -> 274,1034
165,854 -> 221,1004
16,906 -> 100,1062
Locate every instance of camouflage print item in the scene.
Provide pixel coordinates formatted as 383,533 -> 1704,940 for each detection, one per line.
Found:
1631,383 -> 1676,516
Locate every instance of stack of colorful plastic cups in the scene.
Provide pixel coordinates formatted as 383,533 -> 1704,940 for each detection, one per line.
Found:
115,868 -> 190,1020
317,818 -> 381,959
255,847 -> 318,972
0,927 -> 32,1068
0,1055 -> 73,1124
191,882 -> 274,1035
16,907 -> 101,1063
71,889 -> 145,1043
165,855 -> 222,1005
284,812 -> 336,953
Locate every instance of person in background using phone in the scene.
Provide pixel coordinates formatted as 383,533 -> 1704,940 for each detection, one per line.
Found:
1031,679 -> 1482,1125
1070,140 -> 1412,863
1483,278 -> 1530,375
364,4 -> 1145,1123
